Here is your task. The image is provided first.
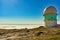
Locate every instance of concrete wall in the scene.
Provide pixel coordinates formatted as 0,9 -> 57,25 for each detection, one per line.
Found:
45,20 -> 57,27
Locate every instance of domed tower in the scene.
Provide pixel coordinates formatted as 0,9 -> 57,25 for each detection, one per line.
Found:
44,6 -> 57,27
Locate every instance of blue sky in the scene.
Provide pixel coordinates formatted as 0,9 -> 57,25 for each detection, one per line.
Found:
0,0 -> 60,25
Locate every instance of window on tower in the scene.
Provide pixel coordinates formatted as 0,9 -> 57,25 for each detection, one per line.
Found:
51,17 -> 53,20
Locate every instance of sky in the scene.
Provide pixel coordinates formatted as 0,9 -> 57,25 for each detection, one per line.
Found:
0,0 -> 60,25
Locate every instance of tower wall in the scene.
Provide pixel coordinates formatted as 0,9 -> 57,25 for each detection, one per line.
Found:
45,20 -> 57,27
44,6 -> 57,27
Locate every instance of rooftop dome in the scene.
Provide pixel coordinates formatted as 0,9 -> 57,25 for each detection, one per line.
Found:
44,6 -> 57,14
